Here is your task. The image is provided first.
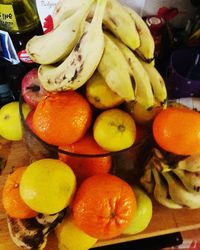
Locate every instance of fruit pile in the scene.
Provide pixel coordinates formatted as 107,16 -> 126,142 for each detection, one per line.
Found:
3,0 -> 200,249
20,0 -> 167,154
141,106 -> 200,209
2,159 -> 153,249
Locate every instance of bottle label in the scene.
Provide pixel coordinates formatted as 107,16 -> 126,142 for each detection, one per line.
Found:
18,50 -> 34,64
0,4 -> 18,31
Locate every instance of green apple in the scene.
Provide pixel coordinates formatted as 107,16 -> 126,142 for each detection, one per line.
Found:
123,186 -> 153,235
0,102 -> 31,141
86,71 -> 124,109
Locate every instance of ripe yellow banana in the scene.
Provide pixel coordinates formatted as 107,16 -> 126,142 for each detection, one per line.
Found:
162,172 -> 200,209
98,33 -> 135,101
140,167 -> 154,194
139,59 -> 167,103
175,155 -> 200,172
7,211 -> 65,249
173,168 -> 200,193
152,168 -> 182,209
53,0 -> 140,51
52,0 -> 89,28
103,0 -> 140,50
39,0 -> 107,92
26,0 -> 94,65
108,34 -> 154,109
124,6 -> 155,62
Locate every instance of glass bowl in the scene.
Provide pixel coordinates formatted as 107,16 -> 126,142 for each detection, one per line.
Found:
19,94 -> 154,184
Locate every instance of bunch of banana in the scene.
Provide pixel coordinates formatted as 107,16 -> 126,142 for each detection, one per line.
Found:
97,33 -> 135,101
26,0 -> 167,110
38,0 -> 107,92
7,210 -> 66,249
140,148 -> 200,209
26,0 -> 94,65
106,33 -> 154,107
123,6 -> 155,63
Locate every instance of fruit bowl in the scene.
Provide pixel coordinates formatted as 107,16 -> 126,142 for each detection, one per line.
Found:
19,94 -> 154,184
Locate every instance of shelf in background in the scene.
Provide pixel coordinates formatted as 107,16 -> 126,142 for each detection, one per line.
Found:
0,138 -> 200,250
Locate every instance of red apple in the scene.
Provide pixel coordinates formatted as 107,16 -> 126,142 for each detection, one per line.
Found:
25,109 -> 35,132
21,68 -> 48,107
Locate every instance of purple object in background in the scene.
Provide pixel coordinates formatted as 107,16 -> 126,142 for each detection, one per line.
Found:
166,47 -> 200,99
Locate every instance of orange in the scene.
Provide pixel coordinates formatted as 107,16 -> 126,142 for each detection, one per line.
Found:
2,167 -> 38,219
153,107 -> 200,155
32,91 -> 92,146
59,133 -> 112,184
72,174 -> 137,240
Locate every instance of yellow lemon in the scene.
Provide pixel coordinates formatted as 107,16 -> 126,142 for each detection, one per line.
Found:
20,159 -> 76,214
0,102 -> 31,140
55,215 -> 97,250
93,108 -> 136,151
86,72 -> 124,109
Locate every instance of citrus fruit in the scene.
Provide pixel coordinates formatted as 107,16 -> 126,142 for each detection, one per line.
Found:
0,102 -> 31,141
55,215 -> 97,250
59,133 -> 112,184
2,167 -> 38,219
123,186 -> 152,235
72,174 -> 137,240
153,107 -> 200,155
20,159 -> 76,214
93,109 -> 136,151
126,100 -> 162,125
25,109 -> 35,132
86,71 -> 124,109
32,91 -> 92,146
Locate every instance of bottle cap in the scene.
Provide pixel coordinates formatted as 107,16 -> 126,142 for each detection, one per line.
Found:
145,16 -> 165,36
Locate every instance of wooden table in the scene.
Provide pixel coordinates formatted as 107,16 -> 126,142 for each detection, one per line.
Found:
0,137 -> 200,249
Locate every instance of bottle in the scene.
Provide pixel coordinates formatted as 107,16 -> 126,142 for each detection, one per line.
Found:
0,0 -> 43,99
0,0 -> 39,32
144,16 -> 165,59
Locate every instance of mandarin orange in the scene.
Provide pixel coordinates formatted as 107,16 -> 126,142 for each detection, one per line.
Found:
153,107 -> 200,155
72,174 -> 137,240
59,133 -> 112,184
32,91 -> 92,146
2,167 -> 38,219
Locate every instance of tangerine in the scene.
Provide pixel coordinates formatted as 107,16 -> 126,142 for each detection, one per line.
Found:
2,167 -> 38,219
59,133 -> 112,184
72,174 -> 137,240
32,91 -> 92,146
153,107 -> 200,155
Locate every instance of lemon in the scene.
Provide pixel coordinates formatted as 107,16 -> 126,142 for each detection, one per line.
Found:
0,102 -> 31,141
55,216 -> 97,250
86,72 -> 124,109
123,186 -> 153,235
126,100 -> 162,125
20,159 -> 76,214
93,108 -> 136,151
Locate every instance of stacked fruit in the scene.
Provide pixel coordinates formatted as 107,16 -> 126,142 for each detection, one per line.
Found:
1,0 -> 169,249
2,158 -> 153,249
25,0 -> 167,130
140,106 -> 200,209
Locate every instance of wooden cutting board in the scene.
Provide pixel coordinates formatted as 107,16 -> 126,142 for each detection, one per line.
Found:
1,138 -> 200,250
